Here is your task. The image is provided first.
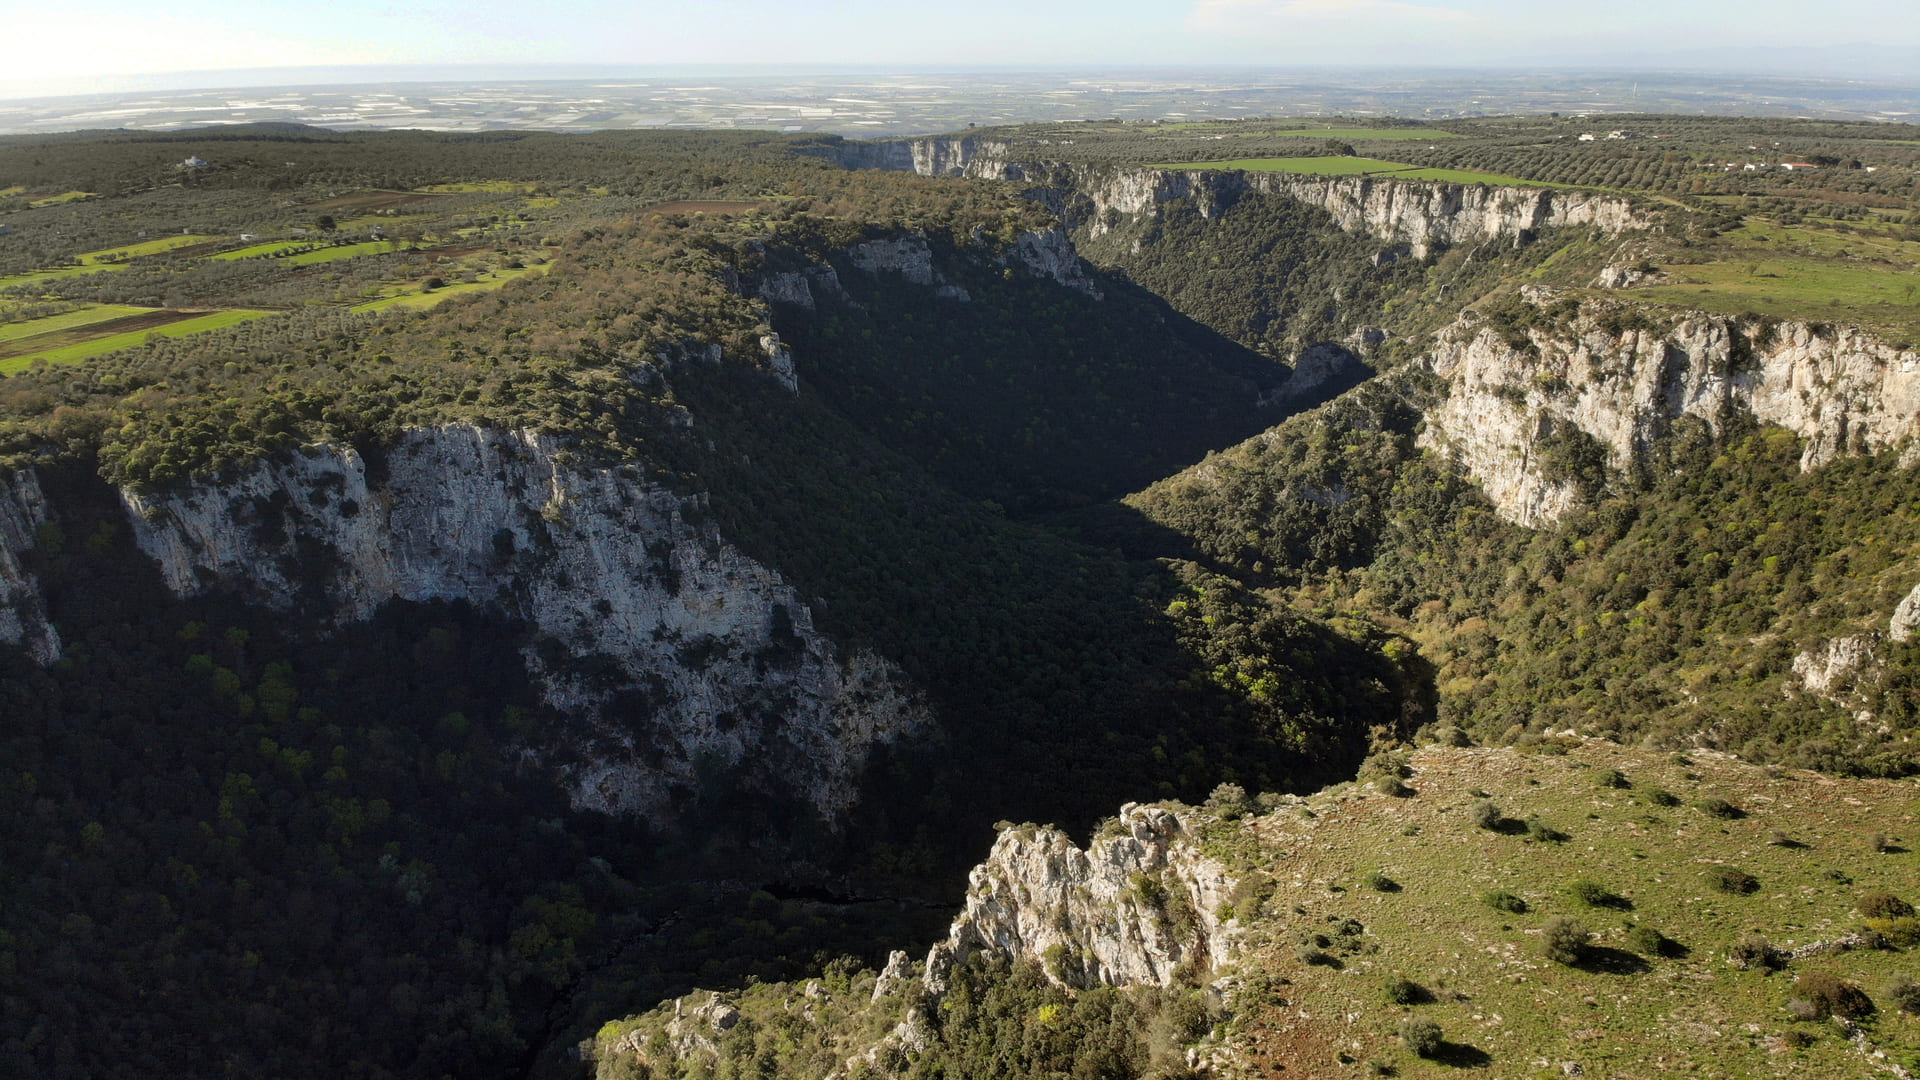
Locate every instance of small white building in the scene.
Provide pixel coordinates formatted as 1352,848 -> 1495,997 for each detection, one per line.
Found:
1578,133 -> 1596,142
238,232 -> 258,242
183,156 -> 208,168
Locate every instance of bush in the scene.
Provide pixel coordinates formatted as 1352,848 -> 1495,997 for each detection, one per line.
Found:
1886,975 -> 1920,1014
1696,797 -> 1743,819
1794,972 -> 1874,1019
1482,889 -> 1528,914
1870,832 -> 1891,853
1860,892 -> 1916,919
1525,816 -> 1569,843
1364,871 -> 1401,893
1595,768 -> 1629,789
1708,867 -> 1761,895
1645,788 -> 1681,807
1569,879 -> 1625,908
1781,1029 -> 1816,1048
1867,918 -> 1920,948
1470,801 -> 1503,830
1731,933 -> 1782,971
1383,978 -> 1428,1006
1399,1017 -> 1443,1058
1541,916 -> 1591,965
1626,925 -> 1675,958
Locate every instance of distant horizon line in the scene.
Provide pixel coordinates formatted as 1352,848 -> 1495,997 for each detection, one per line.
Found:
5,55 -> 1919,105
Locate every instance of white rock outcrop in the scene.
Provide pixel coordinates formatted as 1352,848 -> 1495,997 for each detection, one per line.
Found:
1005,227 -> 1102,298
0,470 -> 59,665
1422,304 -> 1920,527
119,424 -> 928,819
923,803 -> 1238,994
939,156 -> 1640,254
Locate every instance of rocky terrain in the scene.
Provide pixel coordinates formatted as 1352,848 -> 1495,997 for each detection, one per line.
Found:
594,738 -> 1920,1080
1421,296 -> 1920,528
12,423 -> 930,822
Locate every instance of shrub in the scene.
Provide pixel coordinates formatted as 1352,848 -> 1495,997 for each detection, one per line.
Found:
1383,978 -> 1428,1005
1569,879 -> 1625,908
1887,975 -> 1920,1014
1860,892 -> 1916,919
1866,918 -> 1920,948
1364,871 -> 1401,893
1785,996 -> 1823,1021
1696,797 -> 1743,819
1295,945 -> 1338,967
1482,889 -> 1527,914
1708,867 -> 1761,895
1645,788 -> 1681,807
1766,830 -> 1794,846
1470,801 -> 1503,830
1399,1017 -> 1443,1058
1781,1029 -> 1816,1048
1206,782 -> 1253,819
1870,832 -> 1891,853
1795,972 -> 1874,1019
1541,916 -> 1591,965
1595,768 -> 1629,789
1627,925 -> 1675,958
1525,816 -> 1569,843
1730,933 -> 1782,971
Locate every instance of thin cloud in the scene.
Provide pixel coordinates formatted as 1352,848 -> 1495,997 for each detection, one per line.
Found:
1190,0 -> 1475,31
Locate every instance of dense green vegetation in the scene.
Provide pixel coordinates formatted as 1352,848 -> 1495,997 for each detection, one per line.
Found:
1131,375 -> 1920,774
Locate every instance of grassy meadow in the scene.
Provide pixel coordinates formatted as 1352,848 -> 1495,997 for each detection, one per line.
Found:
1220,740 -> 1920,1079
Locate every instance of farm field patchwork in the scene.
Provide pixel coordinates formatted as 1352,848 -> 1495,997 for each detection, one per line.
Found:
0,309 -> 274,372
213,239 -> 400,264
353,263 -> 549,311
76,234 -> 217,264
0,304 -> 153,343
0,265 -> 120,290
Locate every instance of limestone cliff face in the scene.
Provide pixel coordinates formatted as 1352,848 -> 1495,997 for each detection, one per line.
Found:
822,136 -> 1008,177
592,802 -> 1240,1080
119,424 -> 928,820
1421,300 -> 1920,528
924,803 -> 1238,994
0,470 -> 59,665
826,138 -> 1639,254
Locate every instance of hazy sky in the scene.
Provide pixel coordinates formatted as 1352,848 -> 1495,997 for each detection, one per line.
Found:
8,0 -> 1918,91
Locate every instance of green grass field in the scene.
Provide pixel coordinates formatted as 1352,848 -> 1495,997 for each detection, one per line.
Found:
0,304 -> 153,343
0,309 -> 275,372
353,263 -> 548,312
213,239 -> 399,263
0,265 -> 121,290
1614,216 -> 1920,342
77,235 -> 216,264
1152,156 -> 1552,186
27,191 -> 94,207
1219,740 -> 1920,1079
279,241 -> 399,266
